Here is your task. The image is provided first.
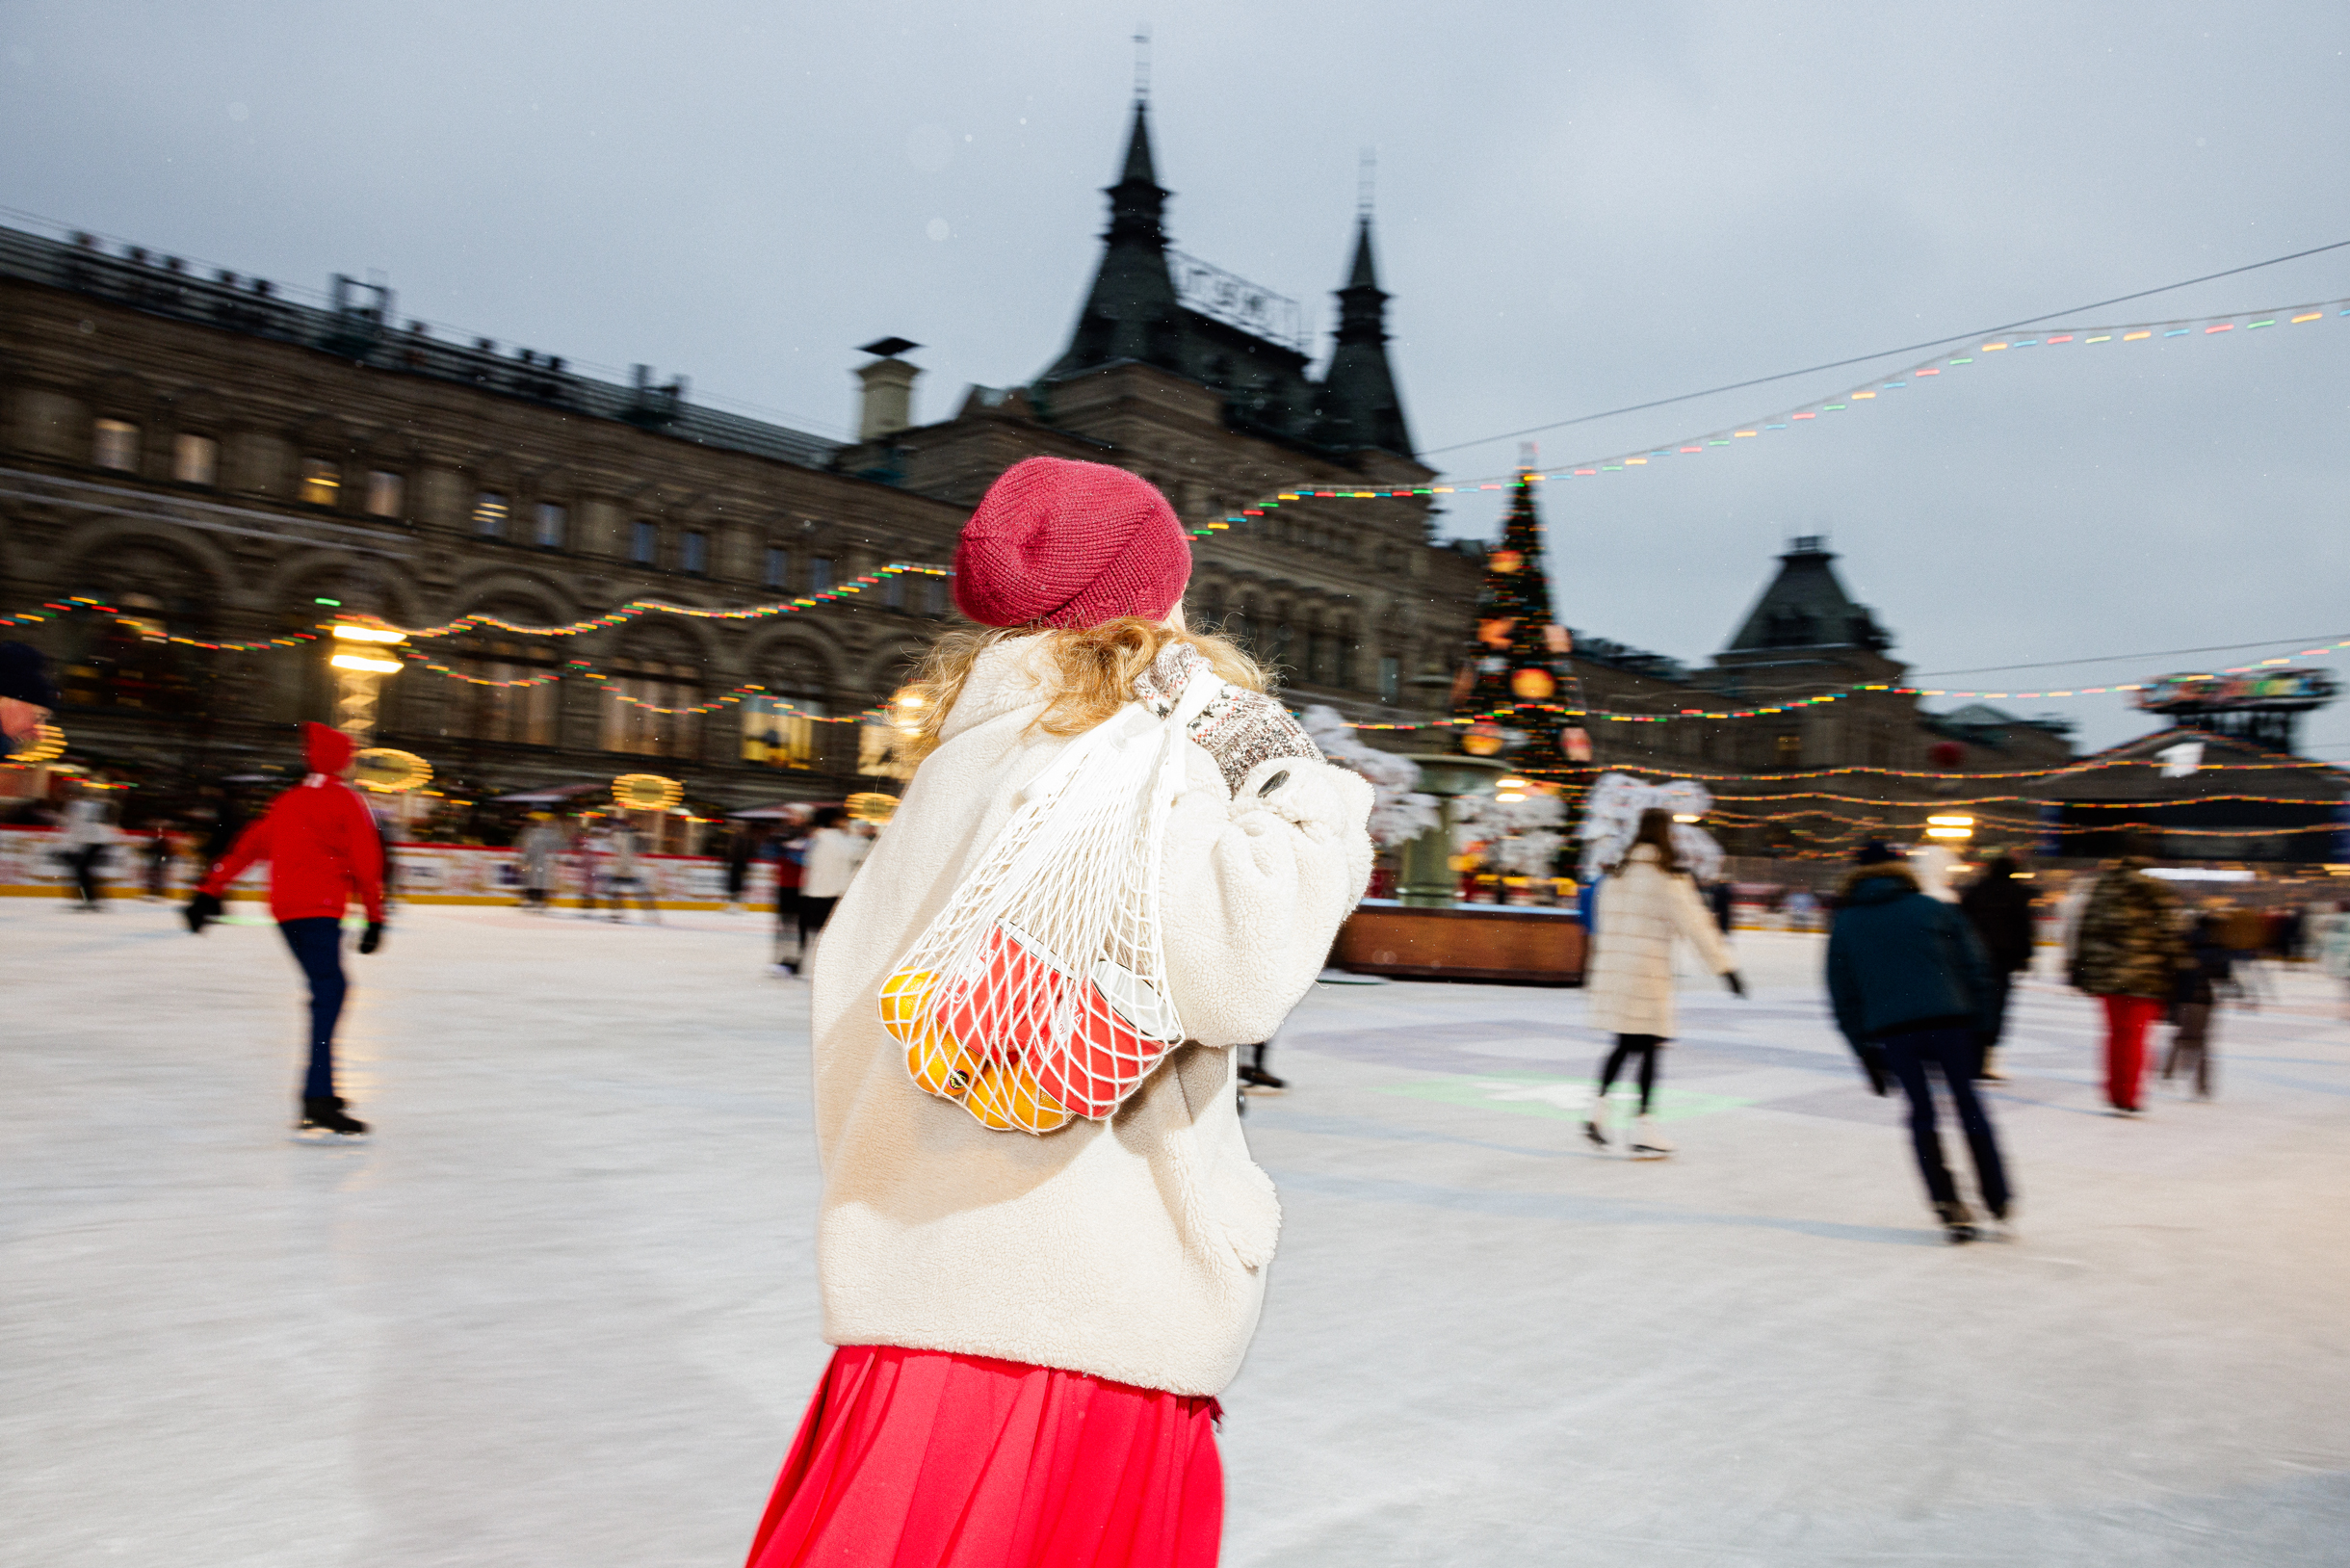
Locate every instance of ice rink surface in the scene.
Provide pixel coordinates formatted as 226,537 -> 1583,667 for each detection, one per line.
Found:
5,897 -> 2348,1567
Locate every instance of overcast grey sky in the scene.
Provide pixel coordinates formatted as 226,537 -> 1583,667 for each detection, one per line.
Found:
5,2 -> 2344,756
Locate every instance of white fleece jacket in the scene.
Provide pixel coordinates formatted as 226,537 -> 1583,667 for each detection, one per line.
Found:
1584,843 -> 1735,1038
807,639 -> 1373,1397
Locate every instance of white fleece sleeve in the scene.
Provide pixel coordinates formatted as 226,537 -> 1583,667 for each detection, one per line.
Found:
1158,746 -> 1375,1048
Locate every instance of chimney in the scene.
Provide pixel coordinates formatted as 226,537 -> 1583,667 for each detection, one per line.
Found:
854,337 -> 923,441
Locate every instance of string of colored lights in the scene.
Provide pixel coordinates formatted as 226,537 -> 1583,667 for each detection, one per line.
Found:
399,648 -> 887,721
1343,640 -> 2350,727
1704,811 -> 2338,840
1183,294 -> 2350,541
1701,792 -> 2344,810
1524,752 -> 2348,784
362,562 -> 952,640
0,594 -> 326,652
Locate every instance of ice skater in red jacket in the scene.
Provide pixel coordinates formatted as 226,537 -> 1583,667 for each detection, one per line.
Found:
186,722 -> 387,1140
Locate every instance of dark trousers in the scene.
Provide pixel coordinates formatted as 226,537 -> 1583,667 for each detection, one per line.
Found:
2164,1002 -> 2215,1097
66,846 -> 105,906
1977,970 -> 2014,1069
798,895 -> 839,951
278,917 -> 349,1101
1596,1033 -> 1664,1113
773,886 -> 803,966
1880,1025 -> 2010,1216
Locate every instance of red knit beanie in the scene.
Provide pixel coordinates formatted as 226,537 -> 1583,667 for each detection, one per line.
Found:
953,457 -> 1191,630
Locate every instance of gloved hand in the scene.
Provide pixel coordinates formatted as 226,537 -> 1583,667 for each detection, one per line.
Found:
357,922 -> 384,955
1723,970 -> 1746,997
1187,687 -> 1323,797
184,890 -> 223,934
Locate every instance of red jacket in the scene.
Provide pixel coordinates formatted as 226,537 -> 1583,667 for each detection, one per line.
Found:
200,724 -> 387,924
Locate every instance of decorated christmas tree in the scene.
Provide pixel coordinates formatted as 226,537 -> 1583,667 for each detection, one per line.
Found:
1449,471 -> 1589,774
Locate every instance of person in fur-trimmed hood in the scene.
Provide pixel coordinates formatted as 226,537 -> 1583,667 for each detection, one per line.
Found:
1826,843 -> 2013,1242
740,457 -> 1373,1568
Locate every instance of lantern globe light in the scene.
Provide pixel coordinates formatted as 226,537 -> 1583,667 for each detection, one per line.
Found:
1926,814 -> 1977,828
1672,812 -> 1703,823
352,747 -> 432,794
847,791 -> 900,823
330,623 -> 407,644
7,722 -> 67,765
612,772 -> 684,812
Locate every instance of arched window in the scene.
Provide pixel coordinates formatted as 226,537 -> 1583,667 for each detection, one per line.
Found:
1232,600 -> 1261,657
1198,584 -> 1228,636
442,630 -> 560,746
601,632 -> 701,757
742,643 -> 828,771
1268,617 -> 1294,676
61,591 -> 208,717
59,543 -> 215,719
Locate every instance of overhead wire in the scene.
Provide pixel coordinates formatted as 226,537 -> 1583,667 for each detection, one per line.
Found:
1418,236 -> 2350,457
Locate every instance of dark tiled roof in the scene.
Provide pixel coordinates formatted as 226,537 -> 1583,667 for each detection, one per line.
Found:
1723,540 -> 1890,653
0,223 -> 842,470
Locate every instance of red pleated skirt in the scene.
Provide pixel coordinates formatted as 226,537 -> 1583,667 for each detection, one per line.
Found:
744,1346 -> 1224,1568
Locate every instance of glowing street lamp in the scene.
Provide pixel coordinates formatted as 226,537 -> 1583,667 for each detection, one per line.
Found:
329,651 -> 403,673
326,621 -> 406,742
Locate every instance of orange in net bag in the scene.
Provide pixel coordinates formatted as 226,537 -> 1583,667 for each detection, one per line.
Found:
879,649 -> 1218,1134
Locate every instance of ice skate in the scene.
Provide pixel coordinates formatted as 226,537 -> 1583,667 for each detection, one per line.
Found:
294,1095 -> 370,1144
1239,1063 -> 1287,1094
1582,1094 -> 1611,1150
1628,1114 -> 1673,1159
1934,1200 -> 1977,1243
1977,1048 -> 2008,1082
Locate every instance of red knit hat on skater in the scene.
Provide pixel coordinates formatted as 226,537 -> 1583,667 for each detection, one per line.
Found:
953,457 -> 1191,630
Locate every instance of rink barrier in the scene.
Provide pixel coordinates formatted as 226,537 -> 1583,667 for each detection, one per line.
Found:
0,828 -> 780,911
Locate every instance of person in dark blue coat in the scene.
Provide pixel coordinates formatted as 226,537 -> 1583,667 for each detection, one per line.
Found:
1827,842 -> 2014,1242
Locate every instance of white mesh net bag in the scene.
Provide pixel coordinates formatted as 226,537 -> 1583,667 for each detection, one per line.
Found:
878,648 -> 1224,1134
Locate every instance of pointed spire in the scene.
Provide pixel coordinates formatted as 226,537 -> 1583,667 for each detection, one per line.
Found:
1043,94 -> 1184,380
1119,96 -> 1159,186
1346,213 -> 1380,289
1316,211 -> 1412,457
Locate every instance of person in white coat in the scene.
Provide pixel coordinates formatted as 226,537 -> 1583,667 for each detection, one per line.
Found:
742,456 -> 1373,1568
1582,809 -> 1743,1158
58,787 -> 116,910
793,805 -> 868,959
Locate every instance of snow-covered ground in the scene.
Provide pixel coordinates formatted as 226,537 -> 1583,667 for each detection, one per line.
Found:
4,897 -> 2346,1566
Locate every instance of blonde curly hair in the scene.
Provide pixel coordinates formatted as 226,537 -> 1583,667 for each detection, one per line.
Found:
897,615 -> 1266,763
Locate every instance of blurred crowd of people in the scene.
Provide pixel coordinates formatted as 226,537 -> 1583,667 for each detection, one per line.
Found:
1578,808 -> 2350,1244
